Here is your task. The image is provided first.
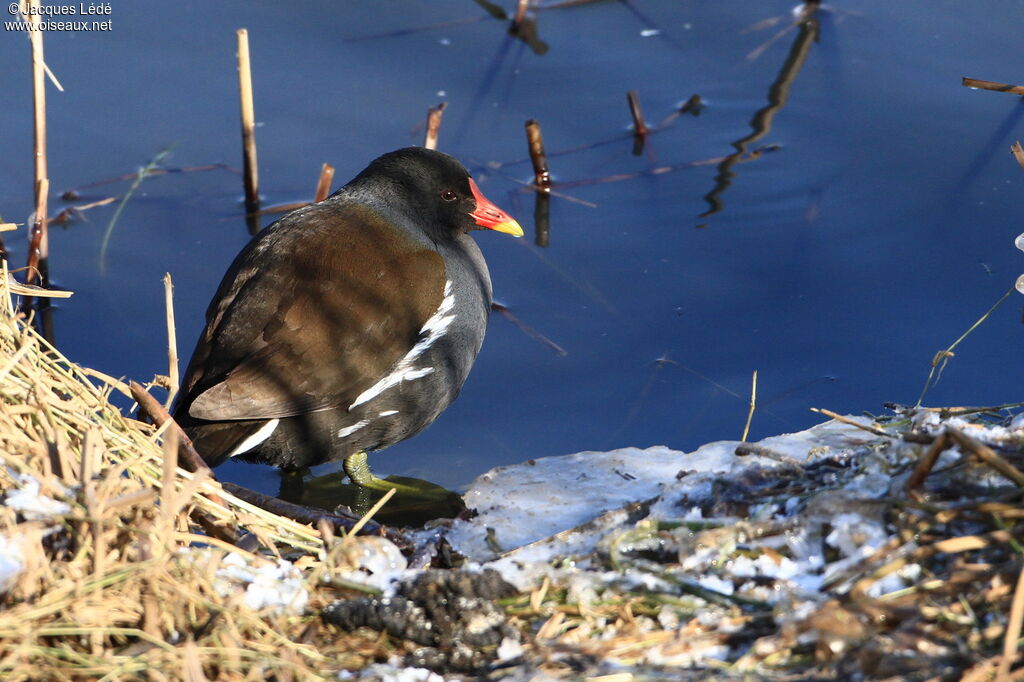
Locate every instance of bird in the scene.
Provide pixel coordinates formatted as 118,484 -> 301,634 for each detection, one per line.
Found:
172,147 -> 523,490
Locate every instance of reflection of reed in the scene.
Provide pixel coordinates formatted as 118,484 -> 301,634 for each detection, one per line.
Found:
700,16 -> 820,218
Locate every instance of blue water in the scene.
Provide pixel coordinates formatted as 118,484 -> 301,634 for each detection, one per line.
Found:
2,1 -> 1023,497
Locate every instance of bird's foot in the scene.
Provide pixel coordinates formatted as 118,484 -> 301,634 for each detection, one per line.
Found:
342,451 -> 424,495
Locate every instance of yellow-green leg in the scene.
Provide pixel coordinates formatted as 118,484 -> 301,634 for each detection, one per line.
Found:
342,450 -> 421,494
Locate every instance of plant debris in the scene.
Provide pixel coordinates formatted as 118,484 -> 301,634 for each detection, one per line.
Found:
1,269 -> 1022,679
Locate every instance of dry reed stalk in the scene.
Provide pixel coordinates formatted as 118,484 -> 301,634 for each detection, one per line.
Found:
424,102 -> 447,150
1012,141 -> 1024,170
345,487 -> 395,538
314,163 -> 335,203
626,90 -> 649,137
163,273 -> 179,409
512,0 -> 531,28
998,563 -> 1024,680
525,119 -> 551,187
808,407 -> 894,438
905,430 -> 949,499
26,0 -> 47,282
25,178 -> 48,292
0,275 -> 322,550
950,430 -> 1024,487
741,369 -> 757,442
963,77 -> 1024,96
0,266 -> 383,678
237,28 -> 260,211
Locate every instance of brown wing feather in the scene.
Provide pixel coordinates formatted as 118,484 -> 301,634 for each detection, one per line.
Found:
179,201 -> 445,421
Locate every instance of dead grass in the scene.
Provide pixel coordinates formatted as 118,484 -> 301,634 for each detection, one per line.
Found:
0,273 -> 390,680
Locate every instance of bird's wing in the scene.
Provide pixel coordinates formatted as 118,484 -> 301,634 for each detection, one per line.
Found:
178,202 -> 445,421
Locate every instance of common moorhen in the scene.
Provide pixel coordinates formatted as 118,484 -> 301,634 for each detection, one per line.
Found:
173,147 -> 523,489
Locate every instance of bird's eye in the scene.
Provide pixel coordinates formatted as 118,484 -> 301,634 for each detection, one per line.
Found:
440,190 -> 458,202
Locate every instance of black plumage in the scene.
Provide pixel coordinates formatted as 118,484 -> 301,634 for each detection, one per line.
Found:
173,147 -> 522,473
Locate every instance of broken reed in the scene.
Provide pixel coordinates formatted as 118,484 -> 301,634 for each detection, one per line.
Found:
524,119 -> 551,247
627,89 -> 648,137
962,77 -> 1024,96
524,119 -> 551,187
24,0 -> 49,286
424,102 -> 447,151
237,28 -> 259,211
314,163 -> 335,203
512,0 -> 531,29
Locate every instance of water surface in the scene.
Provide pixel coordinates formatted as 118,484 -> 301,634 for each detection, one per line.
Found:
1,1 -> 1023,499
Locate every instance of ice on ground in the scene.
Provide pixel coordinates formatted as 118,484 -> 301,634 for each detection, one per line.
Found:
324,536 -> 408,593
446,416 -> 930,649
449,418 -> 877,564
4,473 -> 71,521
213,552 -> 309,614
0,534 -> 25,593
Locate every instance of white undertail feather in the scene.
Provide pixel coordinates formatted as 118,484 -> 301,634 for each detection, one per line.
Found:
336,420 -> 369,438
350,280 -> 455,409
228,418 -> 280,458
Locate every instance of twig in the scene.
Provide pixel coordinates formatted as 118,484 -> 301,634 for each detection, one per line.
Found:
313,163 -> 335,203
947,428 -> 1024,488
50,196 -> 118,226
916,285 -> 1015,407
741,369 -> 757,442
524,119 -> 551,187
734,442 -> 803,468
237,28 -> 260,211
220,482 -> 409,547
809,407 -> 895,438
162,273 -> 178,409
963,77 -> 1024,96
424,102 -> 447,151
886,401 -> 1024,418
997,562 -> 1024,680
905,431 -> 948,500
129,381 -> 214,480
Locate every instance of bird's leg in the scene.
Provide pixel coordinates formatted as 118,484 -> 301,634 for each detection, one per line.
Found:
342,450 -> 421,493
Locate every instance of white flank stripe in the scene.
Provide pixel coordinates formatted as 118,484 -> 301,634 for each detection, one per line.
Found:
337,420 -> 369,439
378,410 -> 399,417
229,418 -> 280,458
350,280 -> 455,409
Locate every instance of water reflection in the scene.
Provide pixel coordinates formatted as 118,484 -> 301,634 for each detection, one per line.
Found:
701,9 -> 820,218
278,468 -> 466,527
